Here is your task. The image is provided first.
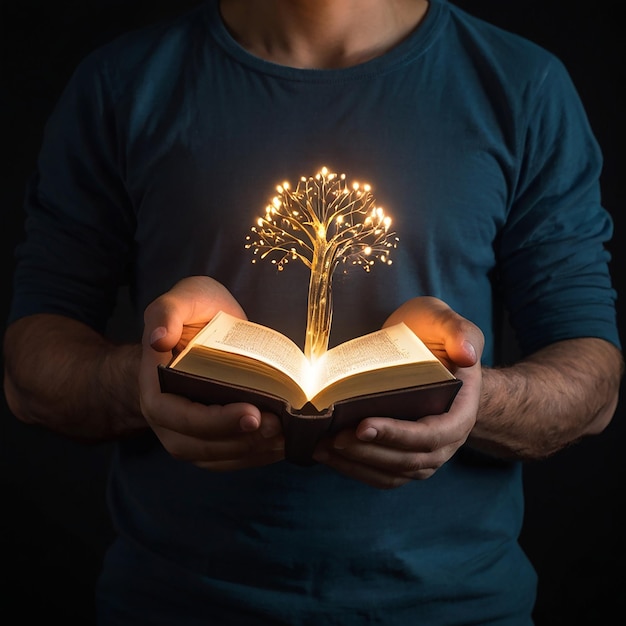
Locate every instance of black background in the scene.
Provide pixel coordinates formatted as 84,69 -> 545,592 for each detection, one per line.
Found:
1,1 -> 624,623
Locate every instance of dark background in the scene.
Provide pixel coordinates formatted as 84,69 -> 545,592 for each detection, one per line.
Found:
1,1 -> 624,623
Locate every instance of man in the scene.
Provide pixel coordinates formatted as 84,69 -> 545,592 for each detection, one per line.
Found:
4,1 -> 622,623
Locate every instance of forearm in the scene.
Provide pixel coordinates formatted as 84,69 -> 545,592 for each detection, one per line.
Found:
3,314 -> 147,441
469,338 -> 623,459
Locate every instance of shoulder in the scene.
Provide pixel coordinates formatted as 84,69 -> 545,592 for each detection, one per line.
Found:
432,0 -> 586,143
440,1 -> 568,88
68,2 -> 213,100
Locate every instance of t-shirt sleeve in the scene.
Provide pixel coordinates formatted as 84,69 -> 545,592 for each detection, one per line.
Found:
8,51 -> 135,333
496,56 -> 621,355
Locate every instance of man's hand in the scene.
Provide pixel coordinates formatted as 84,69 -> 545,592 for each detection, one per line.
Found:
140,276 -> 285,470
312,297 -> 484,489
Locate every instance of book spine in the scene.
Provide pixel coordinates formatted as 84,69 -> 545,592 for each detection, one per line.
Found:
281,409 -> 334,466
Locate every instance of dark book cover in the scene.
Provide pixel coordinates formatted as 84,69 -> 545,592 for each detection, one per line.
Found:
158,365 -> 462,465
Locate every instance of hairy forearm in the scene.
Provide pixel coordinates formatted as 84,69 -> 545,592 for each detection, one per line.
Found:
469,338 -> 623,459
3,314 -> 147,441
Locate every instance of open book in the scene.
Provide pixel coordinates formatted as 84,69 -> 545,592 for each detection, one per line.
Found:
158,310 -> 462,465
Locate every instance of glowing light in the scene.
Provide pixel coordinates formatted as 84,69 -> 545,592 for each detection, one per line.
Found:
245,166 -> 399,360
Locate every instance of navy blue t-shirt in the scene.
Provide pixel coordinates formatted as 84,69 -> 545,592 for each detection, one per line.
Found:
9,0 -> 620,623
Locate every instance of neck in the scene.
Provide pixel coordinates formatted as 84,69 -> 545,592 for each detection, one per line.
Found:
219,0 -> 429,69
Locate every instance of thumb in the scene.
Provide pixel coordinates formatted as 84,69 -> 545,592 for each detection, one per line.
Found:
146,324 -> 174,352
142,303 -> 183,353
384,296 -> 484,368
143,276 -> 246,352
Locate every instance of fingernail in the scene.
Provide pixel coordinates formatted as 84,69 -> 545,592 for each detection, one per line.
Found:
462,340 -> 476,361
150,326 -> 167,345
359,427 -> 378,442
239,414 -> 259,432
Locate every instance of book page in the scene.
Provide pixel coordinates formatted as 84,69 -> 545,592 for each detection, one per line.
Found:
186,312 -> 310,387
315,323 -> 439,390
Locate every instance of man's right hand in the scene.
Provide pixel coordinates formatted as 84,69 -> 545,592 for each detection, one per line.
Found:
140,276 -> 285,470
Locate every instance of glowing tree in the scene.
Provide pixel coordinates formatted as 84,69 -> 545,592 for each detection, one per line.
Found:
245,166 -> 399,361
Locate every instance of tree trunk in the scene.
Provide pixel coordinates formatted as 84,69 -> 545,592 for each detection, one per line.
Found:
304,244 -> 334,361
